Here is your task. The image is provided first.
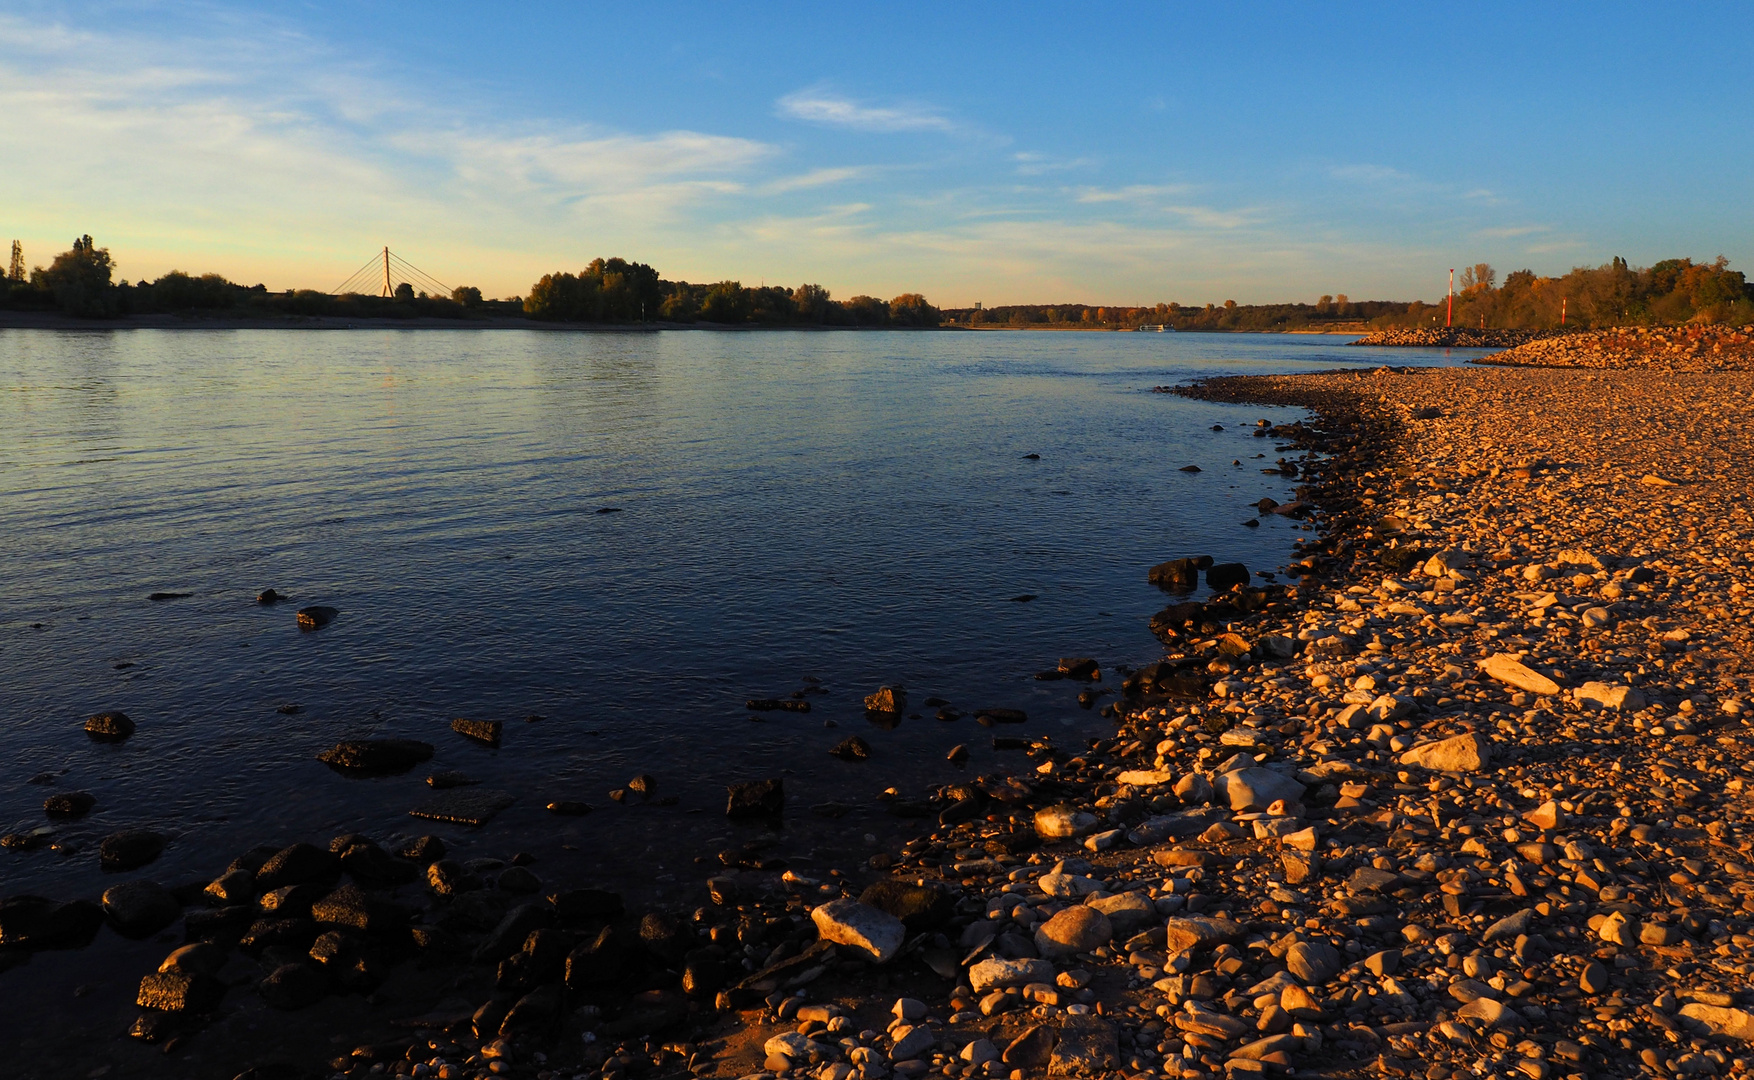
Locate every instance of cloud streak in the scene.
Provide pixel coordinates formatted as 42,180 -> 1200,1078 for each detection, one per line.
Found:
776,88 -> 954,133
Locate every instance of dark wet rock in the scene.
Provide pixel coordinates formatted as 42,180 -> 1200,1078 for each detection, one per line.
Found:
974,707 -> 1027,724
829,735 -> 872,761
43,790 -> 96,819
499,985 -> 564,1036
0,895 -> 105,949
475,903 -> 554,964
566,924 -> 635,989
339,841 -> 418,887
859,880 -> 954,930
1206,562 -> 1249,591
640,912 -> 692,963
627,774 -> 656,798
128,1010 -> 179,1043
550,888 -> 624,923
312,884 -> 404,935
946,744 -> 969,765
85,710 -> 135,742
409,788 -> 516,826
451,717 -> 502,745
546,800 -> 593,816
599,996 -> 688,1040
1179,464 -> 1201,473
471,997 -> 512,1041
137,969 -> 224,1013
317,738 -> 433,776
275,703 -> 300,714
1058,657 -> 1101,680
102,881 -> 181,938
726,778 -> 784,819
426,860 -> 482,898
183,905 -> 253,945
295,605 -> 338,631
148,591 -> 192,601
1009,594 -> 1036,602
1002,1024 -> 1057,1068
256,843 -> 341,890
257,884 -> 323,919
498,866 -> 542,895
205,868 -> 257,905
1051,1014 -> 1118,1073
256,588 -> 283,604
746,698 -> 811,713
399,836 -> 445,861
1,827 -> 52,851
424,770 -> 476,790
864,685 -> 906,715
681,948 -> 728,997
240,917 -> 319,955
1148,556 -> 1212,592
158,942 -> 226,976
259,962 -> 326,1009
100,829 -> 165,872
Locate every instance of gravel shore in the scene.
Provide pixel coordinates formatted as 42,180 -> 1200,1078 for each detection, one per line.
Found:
1480,326 -> 1754,371
9,364 -> 1754,1080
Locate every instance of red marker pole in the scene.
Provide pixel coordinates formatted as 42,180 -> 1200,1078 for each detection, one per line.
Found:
1447,269 -> 1455,328
1561,298 -> 1567,327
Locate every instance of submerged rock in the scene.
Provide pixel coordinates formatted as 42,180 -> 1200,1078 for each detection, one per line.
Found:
85,711 -> 135,742
295,605 -> 339,631
726,778 -> 784,819
317,738 -> 434,776
102,881 -> 181,938
100,829 -> 166,872
43,790 -> 96,819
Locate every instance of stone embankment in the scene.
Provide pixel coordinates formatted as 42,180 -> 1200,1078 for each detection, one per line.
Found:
7,364 -> 1754,1080
1350,329 -> 1565,349
1481,325 -> 1754,372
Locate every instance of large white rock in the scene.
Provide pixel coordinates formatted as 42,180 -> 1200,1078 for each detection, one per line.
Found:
764,1032 -> 833,1063
1037,872 -> 1102,898
1572,681 -> 1646,712
1399,732 -> 1493,773
811,899 -> 906,963
1479,654 -> 1561,696
1034,804 -> 1099,840
968,957 -> 1055,992
889,1025 -> 936,1061
1214,767 -> 1305,811
1086,891 -> 1157,932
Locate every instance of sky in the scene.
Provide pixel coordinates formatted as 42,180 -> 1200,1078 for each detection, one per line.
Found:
3,1 -> 1751,306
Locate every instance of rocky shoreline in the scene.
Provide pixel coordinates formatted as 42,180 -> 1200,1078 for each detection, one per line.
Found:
1349,329 -> 1567,350
7,362 -> 1754,1080
1478,326 -> 1754,372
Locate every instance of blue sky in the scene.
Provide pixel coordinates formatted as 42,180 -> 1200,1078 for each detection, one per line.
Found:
3,1 -> 1750,305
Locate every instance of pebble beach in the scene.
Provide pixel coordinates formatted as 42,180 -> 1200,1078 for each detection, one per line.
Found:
8,345 -> 1754,1080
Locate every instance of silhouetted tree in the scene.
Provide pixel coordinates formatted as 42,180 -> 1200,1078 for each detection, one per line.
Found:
32,235 -> 116,317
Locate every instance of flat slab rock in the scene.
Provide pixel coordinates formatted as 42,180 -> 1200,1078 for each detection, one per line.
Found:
408,789 -> 516,826
1049,1014 -> 1118,1075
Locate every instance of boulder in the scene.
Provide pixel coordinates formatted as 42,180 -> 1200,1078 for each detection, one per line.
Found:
864,686 -> 906,714
101,881 -> 181,938
1214,768 -> 1305,811
0,895 -> 105,949
1034,804 -> 1099,840
137,970 -> 223,1013
725,778 -> 784,819
100,829 -> 165,872
1478,653 -> 1561,696
1572,682 -> 1646,712
1002,1025 -> 1057,1067
317,739 -> 434,776
451,717 -> 503,745
1033,906 -> 1111,958
1285,940 -> 1341,983
1163,916 -> 1243,954
43,791 -> 97,819
890,1024 -> 936,1061
1148,556 -> 1212,592
1086,892 -> 1156,932
859,880 -> 954,930
85,711 -> 135,742
295,605 -> 339,631
1050,1014 -> 1118,1074
1206,563 -> 1249,592
811,899 -> 905,963
828,736 -> 872,761
1679,1003 -> 1754,1041
256,843 -> 341,890
1399,733 -> 1493,773
968,957 -> 1054,993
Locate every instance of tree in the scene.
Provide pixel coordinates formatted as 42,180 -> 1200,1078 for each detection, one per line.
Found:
524,272 -> 599,320
394,282 -> 415,302
699,281 -> 752,324
1459,263 -> 1496,293
32,235 -> 116,317
888,293 -> 940,327
450,285 -> 483,307
843,295 -> 890,325
792,283 -> 833,323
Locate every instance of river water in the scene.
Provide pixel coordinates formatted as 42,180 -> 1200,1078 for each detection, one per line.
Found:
0,327 -> 1478,932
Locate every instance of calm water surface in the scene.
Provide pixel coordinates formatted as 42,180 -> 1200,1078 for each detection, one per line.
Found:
0,329 -> 1481,907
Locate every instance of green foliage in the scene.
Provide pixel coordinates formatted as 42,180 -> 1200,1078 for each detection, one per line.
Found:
888,293 -> 941,327
450,285 -> 484,307
31,235 -> 117,317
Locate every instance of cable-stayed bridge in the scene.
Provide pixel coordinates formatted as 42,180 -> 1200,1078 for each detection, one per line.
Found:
331,247 -> 452,298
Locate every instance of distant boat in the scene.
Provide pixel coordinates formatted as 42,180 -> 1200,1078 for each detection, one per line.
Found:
1135,324 -> 1175,332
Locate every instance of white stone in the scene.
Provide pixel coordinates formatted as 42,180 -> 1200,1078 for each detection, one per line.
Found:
888,1026 -> 935,1062
1214,767 -> 1305,811
1034,804 -> 1099,840
1037,872 -> 1102,898
968,957 -> 1055,993
1366,694 -> 1414,722
1115,769 -> 1174,787
959,1040 -> 999,1066
1572,682 -> 1646,712
892,998 -> 927,1022
811,900 -> 906,964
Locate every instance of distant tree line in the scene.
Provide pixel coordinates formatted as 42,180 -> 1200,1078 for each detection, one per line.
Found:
942,256 -> 1753,333
521,257 -> 941,326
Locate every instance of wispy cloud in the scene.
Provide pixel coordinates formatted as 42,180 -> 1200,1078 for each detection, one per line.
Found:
1074,184 -> 1189,204
760,166 -> 874,195
776,87 -> 954,133
1477,224 -> 1549,238
1329,164 -> 1415,184
1013,152 -> 1093,176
